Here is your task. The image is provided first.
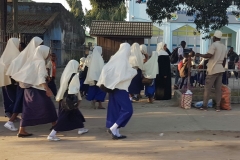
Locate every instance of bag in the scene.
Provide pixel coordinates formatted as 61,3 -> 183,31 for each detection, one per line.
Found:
170,47 -> 179,64
61,73 -> 79,110
99,84 -> 114,93
180,63 -> 188,78
220,85 -> 231,110
142,77 -> 153,86
181,90 -> 192,109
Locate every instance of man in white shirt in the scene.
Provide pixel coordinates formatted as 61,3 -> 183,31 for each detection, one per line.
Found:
174,41 -> 186,89
196,30 -> 227,112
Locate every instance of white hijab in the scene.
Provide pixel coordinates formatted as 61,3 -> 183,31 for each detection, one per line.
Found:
84,51 -> 92,68
6,37 -> 43,76
84,46 -> 104,85
80,57 -> 85,66
11,45 -> 49,86
157,42 -> 169,56
140,44 -> 147,54
56,60 -> 80,101
143,51 -> 159,79
97,43 -> 137,91
0,38 -> 20,87
129,43 -> 144,70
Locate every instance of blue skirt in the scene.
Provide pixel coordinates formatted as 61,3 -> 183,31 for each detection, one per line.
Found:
106,89 -> 133,128
53,102 -> 85,132
87,85 -> 106,102
20,88 -> 58,127
2,84 -> 17,114
145,81 -> 155,98
12,86 -> 24,113
80,79 -> 88,93
128,68 -> 142,95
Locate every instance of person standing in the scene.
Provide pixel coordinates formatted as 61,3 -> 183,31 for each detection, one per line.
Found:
128,43 -> 144,101
79,57 -> 88,96
46,53 -> 57,97
47,60 -> 88,141
84,46 -> 106,109
174,41 -> 186,89
196,30 -> 227,112
155,42 -> 172,100
97,43 -> 137,140
12,45 -> 57,137
142,51 -> 159,103
227,47 -> 239,80
4,37 -> 43,131
0,38 -> 20,130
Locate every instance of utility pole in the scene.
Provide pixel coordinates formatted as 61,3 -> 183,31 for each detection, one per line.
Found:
13,0 -> 18,36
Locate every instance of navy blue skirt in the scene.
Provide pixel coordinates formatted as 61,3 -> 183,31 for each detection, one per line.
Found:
2,84 -> 17,114
12,86 -> 24,113
106,89 -> 133,128
128,68 -> 142,94
80,78 -> 88,93
87,85 -> 106,102
53,102 -> 85,132
20,88 -> 58,127
145,81 -> 155,98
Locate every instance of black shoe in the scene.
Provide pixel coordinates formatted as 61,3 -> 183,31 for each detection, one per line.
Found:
117,135 -> 127,139
107,129 -> 118,140
17,133 -> 33,138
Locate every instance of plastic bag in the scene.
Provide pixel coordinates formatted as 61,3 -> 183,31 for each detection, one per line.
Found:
194,99 -> 213,108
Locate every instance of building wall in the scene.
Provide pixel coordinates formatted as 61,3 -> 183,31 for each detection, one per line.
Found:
7,2 -> 85,66
126,1 -> 240,54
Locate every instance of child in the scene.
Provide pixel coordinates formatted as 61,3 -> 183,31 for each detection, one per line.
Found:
47,60 -> 88,141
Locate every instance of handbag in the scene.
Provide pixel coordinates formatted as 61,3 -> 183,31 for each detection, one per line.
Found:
142,77 -> 153,86
61,73 -> 79,110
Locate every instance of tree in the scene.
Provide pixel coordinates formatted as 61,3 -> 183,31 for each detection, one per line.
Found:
66,0 -> 85,26
94,0 -> 240,36
85,0 -> 126,27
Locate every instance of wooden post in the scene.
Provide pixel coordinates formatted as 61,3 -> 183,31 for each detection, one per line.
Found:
13,0 -> 18,36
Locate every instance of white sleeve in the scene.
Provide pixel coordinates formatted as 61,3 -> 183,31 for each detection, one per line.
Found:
178,48 -> 183,56
46,61 -> 51,69
68,74 -> 80,95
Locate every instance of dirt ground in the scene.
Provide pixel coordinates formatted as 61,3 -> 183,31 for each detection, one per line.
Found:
1,96 -> 240,160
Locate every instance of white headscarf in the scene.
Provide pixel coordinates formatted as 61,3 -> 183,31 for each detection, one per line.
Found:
80,57 -> 85,66
0,38 -> 20,87
6,37 -> 43,76
157,42 -> 169,56
56,60 -> 80,101
11,45 -> 49,86
129,43 -> 144,70
140,44 -> 147,54
84,51 -> 92,68
84,46 -> 104,85
97,43 -> 137,91
143,51 -> 159,79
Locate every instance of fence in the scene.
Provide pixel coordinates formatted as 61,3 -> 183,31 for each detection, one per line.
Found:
176,66 -> 240,104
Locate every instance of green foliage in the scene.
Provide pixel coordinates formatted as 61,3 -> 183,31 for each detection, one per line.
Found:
66,0 -> 85,26
85,0 -> 126,27
146,0 -> 235,35
94,0 -> 240,36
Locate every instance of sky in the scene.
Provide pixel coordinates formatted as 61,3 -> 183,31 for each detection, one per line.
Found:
33,0 -> 92,11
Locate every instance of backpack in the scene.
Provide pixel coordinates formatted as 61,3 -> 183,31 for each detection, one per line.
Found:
170,47 -> 179,64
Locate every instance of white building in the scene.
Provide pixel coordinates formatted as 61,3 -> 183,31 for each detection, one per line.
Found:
126,1 -> 240,55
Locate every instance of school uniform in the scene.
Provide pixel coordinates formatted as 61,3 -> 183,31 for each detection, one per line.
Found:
97,43 -> 137,139
11,45 -> 58,128
84,46 -> 106,102
142,51 -> 159,99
